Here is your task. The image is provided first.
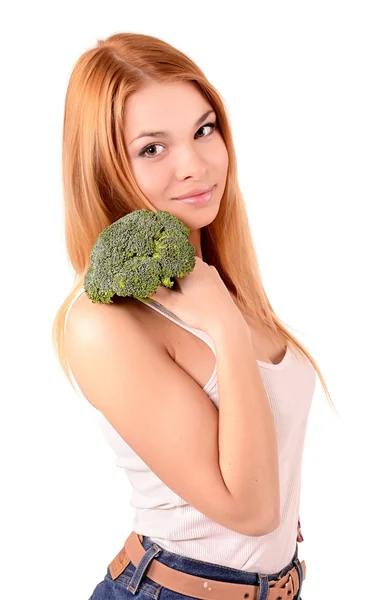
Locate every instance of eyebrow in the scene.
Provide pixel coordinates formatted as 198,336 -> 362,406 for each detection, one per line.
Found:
128,109 -> 216,146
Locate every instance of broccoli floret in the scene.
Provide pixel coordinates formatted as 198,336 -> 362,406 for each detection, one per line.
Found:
83,209 -> 196,304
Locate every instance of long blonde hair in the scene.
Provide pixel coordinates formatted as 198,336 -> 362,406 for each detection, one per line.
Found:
52,32 -> 339,417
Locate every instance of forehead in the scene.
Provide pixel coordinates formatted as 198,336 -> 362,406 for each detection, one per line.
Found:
124,82 -> 213,136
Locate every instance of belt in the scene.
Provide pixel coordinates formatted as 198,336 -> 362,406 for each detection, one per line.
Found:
108,531 -> 306,600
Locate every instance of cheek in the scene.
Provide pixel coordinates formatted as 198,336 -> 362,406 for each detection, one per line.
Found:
210,139 -> 228,171
133,167 -> 172,211
131,162 -> 165,196
214,145 -> 229,195
221,143 -> 229,171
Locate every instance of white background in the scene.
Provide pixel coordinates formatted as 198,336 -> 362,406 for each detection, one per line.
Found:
1,2 -> 379,599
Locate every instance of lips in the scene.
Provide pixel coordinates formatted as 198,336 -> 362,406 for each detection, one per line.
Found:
174,186 -> 214,206
173,185 -> 214,201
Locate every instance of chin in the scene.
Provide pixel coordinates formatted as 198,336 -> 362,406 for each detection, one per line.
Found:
181,206 -> 219,230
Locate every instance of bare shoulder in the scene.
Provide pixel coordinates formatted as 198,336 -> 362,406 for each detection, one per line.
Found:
64,293 -> 168,406
66,292 -> 165,350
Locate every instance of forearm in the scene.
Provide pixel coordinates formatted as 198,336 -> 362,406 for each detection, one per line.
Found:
211,320 -> 280,534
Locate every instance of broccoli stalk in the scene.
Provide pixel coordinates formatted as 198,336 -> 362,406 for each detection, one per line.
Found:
83,209 -> 196,304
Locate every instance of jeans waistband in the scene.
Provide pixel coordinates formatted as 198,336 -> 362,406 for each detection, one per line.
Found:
108,533 -> 305,600
140,536 -> 299,585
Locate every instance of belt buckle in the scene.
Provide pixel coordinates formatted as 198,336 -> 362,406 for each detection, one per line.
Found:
284,573 -> 295,598
269,571 -> 295,598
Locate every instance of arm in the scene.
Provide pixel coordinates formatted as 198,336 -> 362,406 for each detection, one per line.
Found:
211,319 -> 281,536
66,302 -> 276,537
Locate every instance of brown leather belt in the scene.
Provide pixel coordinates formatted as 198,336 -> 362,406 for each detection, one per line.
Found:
108,531 -> 306,600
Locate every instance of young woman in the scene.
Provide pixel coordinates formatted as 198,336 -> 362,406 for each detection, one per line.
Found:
53,32 -> 336,600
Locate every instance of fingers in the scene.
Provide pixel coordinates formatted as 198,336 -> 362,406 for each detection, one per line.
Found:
296,516 -> 304,542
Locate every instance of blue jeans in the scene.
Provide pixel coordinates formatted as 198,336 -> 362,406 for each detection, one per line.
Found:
89,535 -> 304,600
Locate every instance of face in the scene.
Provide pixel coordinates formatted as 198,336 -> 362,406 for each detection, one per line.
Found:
124,82 -> 229,258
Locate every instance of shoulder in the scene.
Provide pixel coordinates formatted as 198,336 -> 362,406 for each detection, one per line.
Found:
65,291 -> 168,357
64,293 -> 175,413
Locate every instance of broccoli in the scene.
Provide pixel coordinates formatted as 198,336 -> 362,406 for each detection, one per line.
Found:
83,209 -> 196,304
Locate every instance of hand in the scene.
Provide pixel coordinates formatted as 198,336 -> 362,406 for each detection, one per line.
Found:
147,256 -> 246,336
297,515 -> 304,542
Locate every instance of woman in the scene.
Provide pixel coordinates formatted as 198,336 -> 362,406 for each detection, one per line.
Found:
52,32 -> 336,600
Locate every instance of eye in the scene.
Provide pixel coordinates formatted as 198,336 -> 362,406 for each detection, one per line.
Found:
138,121 -> 217,159
195,122 -> 217,139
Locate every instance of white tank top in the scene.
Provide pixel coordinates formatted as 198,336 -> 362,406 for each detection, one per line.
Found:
66,288 -> 316,574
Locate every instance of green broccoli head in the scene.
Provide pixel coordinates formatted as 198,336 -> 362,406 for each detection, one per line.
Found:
83,209 -> 196,303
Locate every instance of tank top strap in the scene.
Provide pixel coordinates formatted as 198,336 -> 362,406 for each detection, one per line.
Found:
136,299 -> 216,357
65,290 -> 218,396
65,290 -> 216,358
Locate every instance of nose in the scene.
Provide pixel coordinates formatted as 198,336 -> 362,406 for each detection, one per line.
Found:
174,144 -> 208,180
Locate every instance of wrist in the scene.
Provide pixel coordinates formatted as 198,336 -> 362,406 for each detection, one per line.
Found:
209,314 -> 253,346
